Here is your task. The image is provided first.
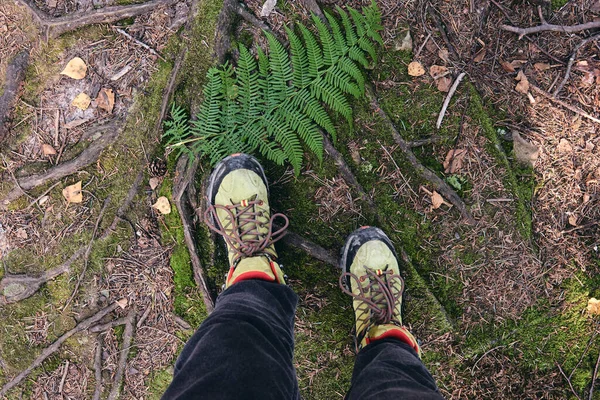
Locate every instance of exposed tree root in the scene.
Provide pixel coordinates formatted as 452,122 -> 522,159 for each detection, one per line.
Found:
501,20 -> 600,39
92,334 -> 104,400
0,120 -> 121,208
15,0 -> 179,39
366,86 -> 476,225
280,229 -> 338,268
173,156 -> 215,313
0,49 -> 30,143
107,310 -> 136,400
0,302 -> 120,397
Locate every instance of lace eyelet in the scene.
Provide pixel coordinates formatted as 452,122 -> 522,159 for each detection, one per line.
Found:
258,200 -> 264,206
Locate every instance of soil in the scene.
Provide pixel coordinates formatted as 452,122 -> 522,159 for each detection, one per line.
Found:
1,0 -> 599,399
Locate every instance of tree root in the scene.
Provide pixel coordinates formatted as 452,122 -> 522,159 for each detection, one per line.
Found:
501,20 -> 600,40
0,49 -> 30,143
280,229 -> 338,268
92,334 -> 104,400
173,156 -> 215,313
366,86 -> 476,225
107,310 -> 136,400
1,120 -> 121,208
15,0 -> 179,39
0,302 -> 120,396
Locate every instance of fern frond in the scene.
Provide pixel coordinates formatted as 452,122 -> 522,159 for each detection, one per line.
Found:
285,27 -> 311,88
337,6 -> 357,46
311,77 -> 352,121
325,10 -> 348,56
298,23 -> 323,78
265,32 -> 294,101
313,15 -> 338,66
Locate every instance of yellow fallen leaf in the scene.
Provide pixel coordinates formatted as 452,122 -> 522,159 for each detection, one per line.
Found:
515,70 -> 529,94
60,57 -> 87,80
436,76 -> 452,92
62,181 -> 83,204
557,138 -> 573,153
473,47 -> 486,63
153,196 -> 171,215
587,298 -> 600,315
96,88 -> 115,113
15,228 -> 28,239
500,60 -> 515,73
42,143 -> 57,155
72,93 -> 91,110
116,298 -> 128,309
407,61 -> 425,77
568,214 -> 578,227
443,149 -> 467,174
431,191 -> 444,209
149,177 -> 161,190
429,65 -> 448,80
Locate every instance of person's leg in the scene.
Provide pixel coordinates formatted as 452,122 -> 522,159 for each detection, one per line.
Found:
339,227 -> 444,399
163,154 -> 298,400
163,280 -> 299,400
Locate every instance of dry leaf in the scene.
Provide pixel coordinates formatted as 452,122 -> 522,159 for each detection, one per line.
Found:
96,88 -> 115,113
473,47 -> 486,63
443,149 -> 467,173
438,48 -> 450,63
512,131 -> 539,167
153,196 -> 171,215
116,298 -> 128,309
568,214 -> 578,226
436,76 -> 452,92
431,191 -> 444,209
260,0 -> 276,16
149,177 -> 161,190
408,61 -> 425,77
500,60 -> 516,73
62,181 -> 83,204
395,30 -> 412,51
60,57 -> 87,80
534,62 -> 551,71
42,144 -> 57,155
515,70 -> 529,94
15,228 -> 28,239
38,195 -> 49,206
429,65 -> 449,80
510,59 -> 527,69
63,118 -> 90,129
71,93 -> 91,110
583,193 -> 591,203
557,138 -> 573,153
588,298 -> 600,315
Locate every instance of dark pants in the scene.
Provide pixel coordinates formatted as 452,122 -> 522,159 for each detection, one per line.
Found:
163,280 -> 443,399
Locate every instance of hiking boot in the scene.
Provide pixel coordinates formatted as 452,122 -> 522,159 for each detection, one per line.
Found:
340,226 -> 421,356
205,154 -> 289,288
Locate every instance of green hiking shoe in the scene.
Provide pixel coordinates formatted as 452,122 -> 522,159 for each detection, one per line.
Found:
340,226 -> 421,356
204,154 -> 289,288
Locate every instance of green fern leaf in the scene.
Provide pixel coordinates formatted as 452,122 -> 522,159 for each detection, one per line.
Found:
298,23 -> 323,78
285,27 -> 311,88
325,11 -> 348,56
337,6 -> 358,46
313,15 -> 338,66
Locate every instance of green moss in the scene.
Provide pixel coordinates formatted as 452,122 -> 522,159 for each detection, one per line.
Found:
148,367 -> 175,399
551,0 -> 568,9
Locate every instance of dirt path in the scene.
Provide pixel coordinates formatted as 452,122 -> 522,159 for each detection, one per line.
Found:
1,0 -> 599,399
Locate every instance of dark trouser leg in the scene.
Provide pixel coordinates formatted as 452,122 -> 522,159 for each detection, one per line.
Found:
347,338 -> 444,400
162,280 -> 300,400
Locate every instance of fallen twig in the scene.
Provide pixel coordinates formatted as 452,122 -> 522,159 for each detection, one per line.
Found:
590,348 -> 600,400
0,302 -> 120,396
114,27 -> 165,61
63,196 -> 111,310
15,0 -> 179,39
366,86 -> 476,225
553,33 -> 600,96
173,155 -> 215,313
501,20 -> 600,40
408,136 -> 442,148
436,72 -> 466,129
107,310 -> 136,400
530,84 -> 600,124
89,316 -> 128,333
58,360 -> 69,395
557,362 -> 582,400
92,335 -> 104,400
0,49 -> 30,142
1,121 -> 121,208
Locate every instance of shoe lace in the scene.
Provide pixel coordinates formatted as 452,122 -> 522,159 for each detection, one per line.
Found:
204,198 -> 289,265
339,267 -> 404,344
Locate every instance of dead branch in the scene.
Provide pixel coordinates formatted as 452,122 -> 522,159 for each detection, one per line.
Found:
106,169 -> 145,234
114,27 -> 165,61
107,310 -> 136,400
90,316 -> 128,333
553,33 -> 600,96
1,121 -> 121,208
173,155 -> 215,313
232,2 -> 285,46
299,0 -> 325,20
590,349 -> 600,400
408,136 -> 443,148
0,302 -> 119,396
557,362 -> 582,400
15,0 -> 179,39
437,72 -> 466,129
214,0 -> 239,64
0,49 -> 30,142
366,86 -> 476,225
501,20 -> 600,39
530,84 -> 600,124
322,135 -> 376,212
279,229 -> 337,268
171,313 -> 192,330
92,335 -> 103,400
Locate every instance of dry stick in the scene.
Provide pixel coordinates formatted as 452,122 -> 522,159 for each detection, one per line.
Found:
0,302 -> 119,397
501,20 -> 600,40
173,156 -> 215,313
114,27 -> 165,61
92,335 -> 104,400
0,49 -> 30,142
107,310 -> 136,400
553,33 -> 600,96
436,72 -> 466,129
366,86 -> 476,225
1,121 -> 121,207
58,360 -> 69,395
322,135 -> 376,212
90,316 -> 128,333
557,362 -> 582,400
530,84 -> 600,124
590,349 -> 600,400
15,0 -> 179,39
63,196 -> 112,310
408,136 -> 442,148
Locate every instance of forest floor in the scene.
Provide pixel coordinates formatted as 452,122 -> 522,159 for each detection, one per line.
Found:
1,0 -> 599,398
